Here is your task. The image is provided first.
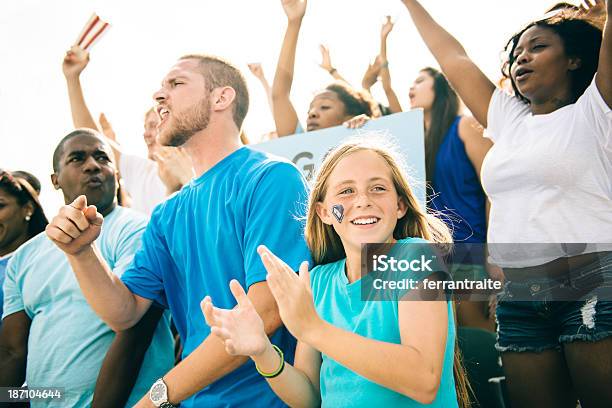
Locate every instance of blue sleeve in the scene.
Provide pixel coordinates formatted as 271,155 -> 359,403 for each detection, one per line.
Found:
120,210 -> 172,308
243,162 -> 312,288
2,257 -> 25,320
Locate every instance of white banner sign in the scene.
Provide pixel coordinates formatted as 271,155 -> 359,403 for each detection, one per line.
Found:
252,110 -> 426,205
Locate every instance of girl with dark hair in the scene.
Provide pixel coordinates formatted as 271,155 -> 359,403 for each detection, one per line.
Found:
272,0 -> 378,137
383,64 -> 491,236
400,0 -> 611,407
0,169 -> 48,319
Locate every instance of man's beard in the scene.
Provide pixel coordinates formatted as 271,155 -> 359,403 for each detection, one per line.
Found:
160,95 -> 211,147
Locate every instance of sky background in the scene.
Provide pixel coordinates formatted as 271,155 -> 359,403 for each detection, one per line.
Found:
1,0 -> 564,213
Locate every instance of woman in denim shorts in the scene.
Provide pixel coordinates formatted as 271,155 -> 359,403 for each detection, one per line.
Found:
399,0 -> 612,406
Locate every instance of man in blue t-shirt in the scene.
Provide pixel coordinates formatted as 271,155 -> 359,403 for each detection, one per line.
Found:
1,129 -> 174,407
47,54 -> 311,407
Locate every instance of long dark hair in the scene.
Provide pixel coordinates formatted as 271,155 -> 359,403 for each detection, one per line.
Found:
0,169 -> 48,239
502,11 -> 602,104
421,67 -> 460,185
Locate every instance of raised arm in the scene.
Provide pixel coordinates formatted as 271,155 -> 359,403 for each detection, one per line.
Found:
0,312 -> 31,388
595,0 -> 611,107
98,113 -> 123,169
379,16 -> 404,113
92,306 -> 165,408
62,45 -> 99,130
272,0 -> 307,136
318,44 -> 350,84
248,63 -> 275,114
400,0 -> 496,126
361,56 -> 382,92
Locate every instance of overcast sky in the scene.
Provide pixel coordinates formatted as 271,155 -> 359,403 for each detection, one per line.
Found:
1,0 -> 563,213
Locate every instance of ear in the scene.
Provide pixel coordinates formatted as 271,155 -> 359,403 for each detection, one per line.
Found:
21,201 -> 34,219
568,57 -> 582,71
50,173 -> 60,190
397,197 -> 408,219
315,202 -> 334,226
211,86 -> 236,112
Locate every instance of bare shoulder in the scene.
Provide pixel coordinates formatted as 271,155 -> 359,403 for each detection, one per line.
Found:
457,116 -> 486,143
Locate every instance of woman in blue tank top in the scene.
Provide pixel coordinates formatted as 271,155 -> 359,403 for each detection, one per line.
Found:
377,21 -> 491,244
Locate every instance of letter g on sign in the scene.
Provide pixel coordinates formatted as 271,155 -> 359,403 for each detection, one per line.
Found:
292,151 -> 315,181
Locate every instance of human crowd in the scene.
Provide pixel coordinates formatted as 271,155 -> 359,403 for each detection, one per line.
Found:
1,0 -> 611,407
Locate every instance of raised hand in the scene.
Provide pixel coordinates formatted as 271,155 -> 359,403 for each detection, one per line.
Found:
247,63 -> 266,81
46,195 -> 103,255
381,15 -> 395,38
202,280 -> 270,356
98,113 -> 117,142
361,56 -> 382,90
319,44 -> 334,72
258,246 -> 320,342
281,0 -> 307,22
154,146 -> 194,193
579,0 -> 607,21
62,45 -> 90,80
343,114 -> 371,129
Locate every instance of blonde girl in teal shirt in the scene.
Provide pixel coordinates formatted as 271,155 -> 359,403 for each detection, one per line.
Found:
202,138 -> 468,407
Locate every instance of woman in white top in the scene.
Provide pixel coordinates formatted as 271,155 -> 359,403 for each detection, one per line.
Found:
399,1 -> 611,407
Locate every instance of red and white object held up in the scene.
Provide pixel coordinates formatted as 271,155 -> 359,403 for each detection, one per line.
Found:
74,13 -> 110,50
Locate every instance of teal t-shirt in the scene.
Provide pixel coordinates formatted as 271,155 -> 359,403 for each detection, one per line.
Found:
2,206 -> 174,408
310,237 -> 458,407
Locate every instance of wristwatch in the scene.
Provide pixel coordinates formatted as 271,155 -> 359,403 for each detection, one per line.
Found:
149,378 -> 177,408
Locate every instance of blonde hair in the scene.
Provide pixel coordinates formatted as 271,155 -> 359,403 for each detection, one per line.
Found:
305,136 -> 452,266
304,136 -> 472,407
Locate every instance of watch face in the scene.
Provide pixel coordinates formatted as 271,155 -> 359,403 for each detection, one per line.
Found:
150,383 -> 166,402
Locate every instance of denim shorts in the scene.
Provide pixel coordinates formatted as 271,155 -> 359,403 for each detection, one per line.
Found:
495,252 -> 612,353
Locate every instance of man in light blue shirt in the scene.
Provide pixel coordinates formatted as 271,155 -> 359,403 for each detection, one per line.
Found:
0,129 -> 174,407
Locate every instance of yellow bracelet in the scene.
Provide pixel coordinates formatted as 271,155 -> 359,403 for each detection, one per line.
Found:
255,344 -> 285,378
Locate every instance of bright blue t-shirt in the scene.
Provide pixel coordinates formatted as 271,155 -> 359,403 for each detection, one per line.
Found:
121,146 -> 312,407
2,206 -> 174,407
310,238 -> 458,407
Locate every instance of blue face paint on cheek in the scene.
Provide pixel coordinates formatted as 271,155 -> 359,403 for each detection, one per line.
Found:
331,204 -> 344,223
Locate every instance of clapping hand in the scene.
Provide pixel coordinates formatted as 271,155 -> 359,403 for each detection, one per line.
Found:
258,246 -> 320,342
202,280 -> 270,356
